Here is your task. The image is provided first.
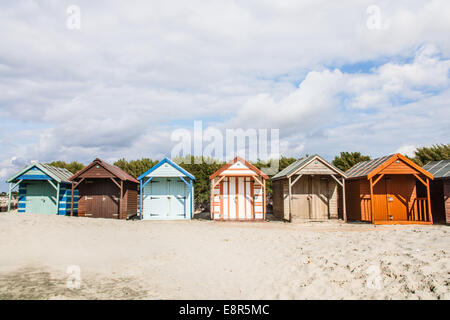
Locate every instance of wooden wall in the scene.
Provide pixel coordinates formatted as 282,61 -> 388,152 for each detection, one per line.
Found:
125,181 -> 138,218
76,178 -> 139,219
345,179 -> 362,221
272,179 -> 285,219
79,165 -> 114,178
445,180 -> 450,224
273,175 -> 339,221
347,175 -> 419,223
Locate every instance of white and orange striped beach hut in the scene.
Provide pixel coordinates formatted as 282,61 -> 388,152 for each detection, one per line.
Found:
210,156 -> 268,221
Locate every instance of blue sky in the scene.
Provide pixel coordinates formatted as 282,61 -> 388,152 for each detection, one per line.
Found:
1,0 -> 450,191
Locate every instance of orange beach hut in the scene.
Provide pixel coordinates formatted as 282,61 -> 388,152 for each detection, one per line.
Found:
345,153 -> 434,224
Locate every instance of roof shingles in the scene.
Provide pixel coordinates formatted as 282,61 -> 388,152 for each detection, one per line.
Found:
423,160 -> 450,179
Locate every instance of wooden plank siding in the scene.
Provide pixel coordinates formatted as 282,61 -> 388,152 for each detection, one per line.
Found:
126,181 -> 138,218
445,180 -> 450,224
272,155 -> 346,222
345,154 -> 434,224
7,164 -> 77,215
70,159 -> 139,219
210,157 -> 268,221
345,179 -> 361,221
272,180 -> 285,219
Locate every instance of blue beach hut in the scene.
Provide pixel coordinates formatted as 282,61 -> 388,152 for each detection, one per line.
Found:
137,158 -> 195,220
6,163 -> 78,215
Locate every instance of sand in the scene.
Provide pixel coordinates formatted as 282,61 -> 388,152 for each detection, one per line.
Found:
0,211 -> 448,300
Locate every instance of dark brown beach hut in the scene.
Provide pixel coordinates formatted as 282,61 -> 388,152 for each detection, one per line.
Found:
421,160 -> 450,224
69,158 -> 139,219
345,153 -> 434,224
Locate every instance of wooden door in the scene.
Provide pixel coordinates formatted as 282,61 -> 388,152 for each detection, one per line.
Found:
215,177 -> 255,220
311,177 -> 329,220
81,180 -> 119,219
291,176 -> 310,219
143,178 -> 168,219
99,182 -> 120,218
168,178 -> 188,219
385,176 -> 408,221
372,177 -> 388,221
26,182 -> 56,214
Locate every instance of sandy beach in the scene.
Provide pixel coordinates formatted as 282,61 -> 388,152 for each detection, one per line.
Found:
0,212 -> 448,300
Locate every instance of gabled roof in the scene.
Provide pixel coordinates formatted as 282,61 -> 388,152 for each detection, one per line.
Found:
345,154 -> 394,179
209,156 -> 269,180
272,154 -> 346,180
346,153 -> 433,180
137,158 -> 195,180
423,160 -> 450,179
6,163 -> 73,183
69,158 -> 139,184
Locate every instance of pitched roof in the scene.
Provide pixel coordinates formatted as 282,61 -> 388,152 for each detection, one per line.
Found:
209,156 -> 269,180
69,158 -> 139,184
6,163 -> 73,183
346,153 -> 433,179
137,158 -> 196,180
271,154 -> 346,180
345,154 -> 394,179
423,160 -> 450,179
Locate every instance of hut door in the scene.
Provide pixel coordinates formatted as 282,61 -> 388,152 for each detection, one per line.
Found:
311,177 -> 329,220
221,178 -> 229,219
385,176 -> 408,221
99,181 -> 120,218
143,178 -> 168,219
26,182 -> 56,214
168,179 -> 187,218
228,177 -> 237,219
218,177 -> 253,220
236,177 -> 252,220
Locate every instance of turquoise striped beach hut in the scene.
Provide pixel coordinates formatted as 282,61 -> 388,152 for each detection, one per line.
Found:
6,163 -> 78,215
138,158 -> 195,220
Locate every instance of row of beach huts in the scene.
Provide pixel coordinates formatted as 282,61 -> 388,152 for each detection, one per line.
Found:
4,154 -> 450,225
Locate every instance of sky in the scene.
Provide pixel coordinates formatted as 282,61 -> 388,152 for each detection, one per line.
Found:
1,0 -> 449,191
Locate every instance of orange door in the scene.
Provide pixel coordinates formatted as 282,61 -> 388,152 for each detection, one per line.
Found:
385,176 -> 408,221
372,177 -> 388,222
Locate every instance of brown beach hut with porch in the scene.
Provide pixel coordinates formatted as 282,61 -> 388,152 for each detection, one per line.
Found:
345,153 -> 434,224
69,158 -> 139,219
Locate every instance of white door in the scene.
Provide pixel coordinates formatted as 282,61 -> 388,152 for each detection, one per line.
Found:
143,178 -> 168,219
217,177 -> 255,220
168,179 -> 187,218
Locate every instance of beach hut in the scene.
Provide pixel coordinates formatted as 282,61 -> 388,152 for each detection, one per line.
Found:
69,158 -> 139,219
6,163 -> 77,215
210,156 -> 268,221
421,160 -> 449,224
137,158 -> 195,220
272,155 -> 347,222
345,153 -> 434,224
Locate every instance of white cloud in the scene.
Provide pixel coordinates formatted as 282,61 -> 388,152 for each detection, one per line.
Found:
0,1 -> 450,190
396,145 -> 417,157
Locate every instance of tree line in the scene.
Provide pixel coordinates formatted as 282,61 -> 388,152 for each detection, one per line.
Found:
47,144 -> 449,211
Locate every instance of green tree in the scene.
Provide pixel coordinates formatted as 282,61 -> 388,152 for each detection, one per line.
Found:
410,144 -> 450,166
253,156 -> 297,196
47,161 -> 85,174
332,152 -> 371,172
174,155 -> 225,211
114,158 -> 159,178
